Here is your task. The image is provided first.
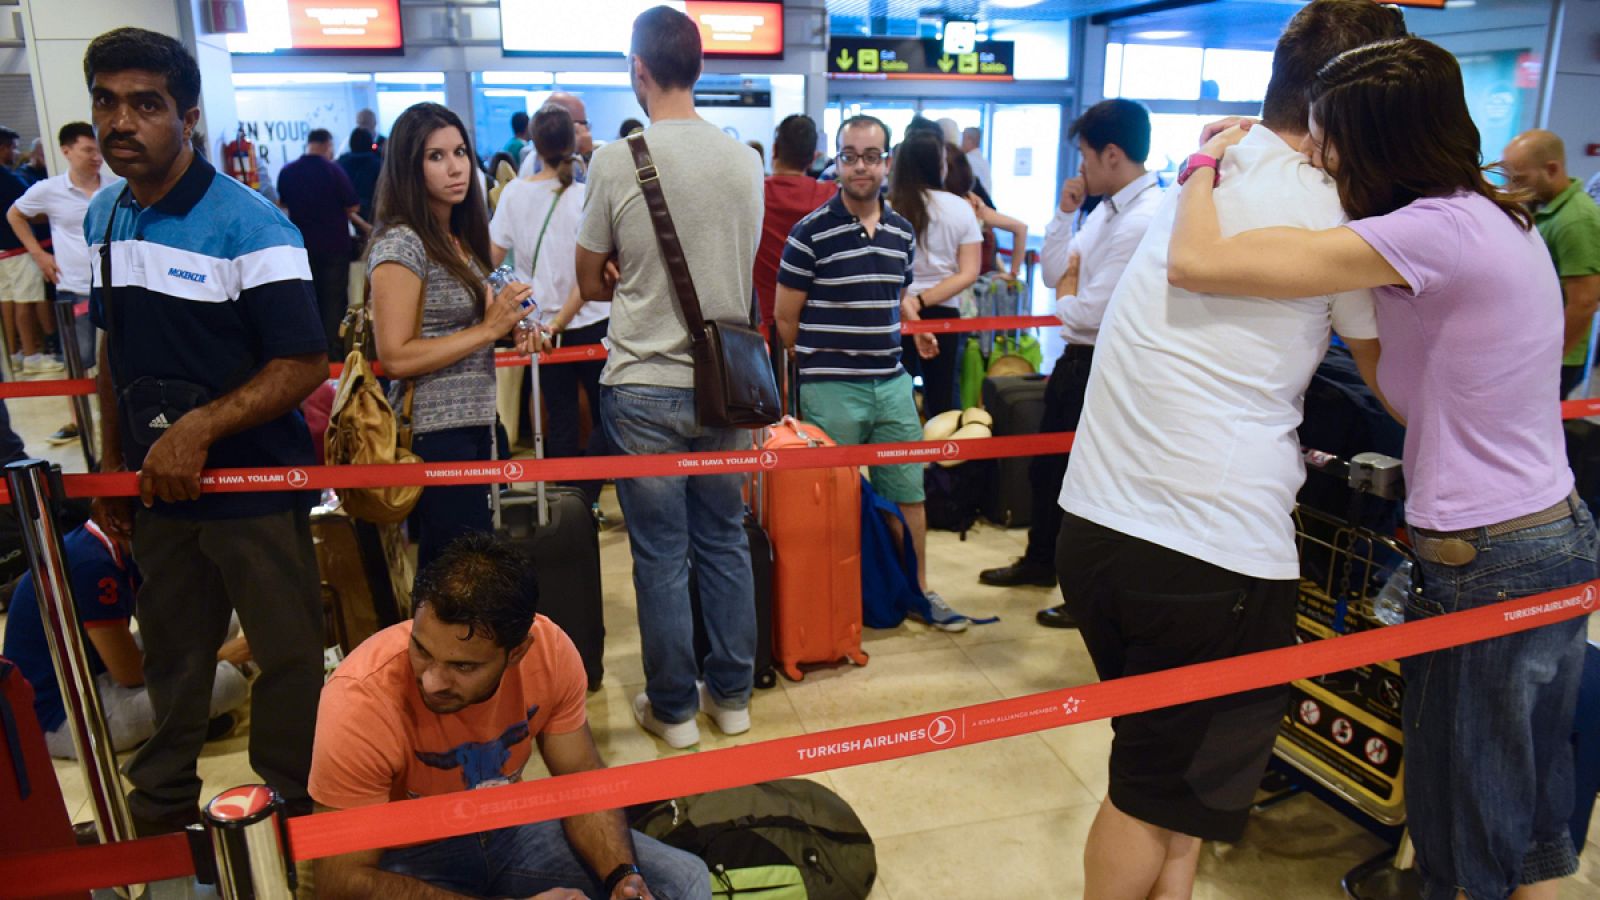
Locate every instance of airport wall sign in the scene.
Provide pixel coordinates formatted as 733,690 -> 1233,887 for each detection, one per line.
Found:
827,36 -> 1015,81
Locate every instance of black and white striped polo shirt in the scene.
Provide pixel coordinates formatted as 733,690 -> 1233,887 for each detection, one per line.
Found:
777,193 -> 915,381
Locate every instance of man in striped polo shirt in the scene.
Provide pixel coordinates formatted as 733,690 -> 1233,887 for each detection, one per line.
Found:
775,116 -> 964,630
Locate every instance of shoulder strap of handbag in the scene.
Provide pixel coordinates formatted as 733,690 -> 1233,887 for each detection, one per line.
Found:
528,184 -> 564,281
624,133 -> 708,340
98,185 -> 131,389
363,242 -> 428,450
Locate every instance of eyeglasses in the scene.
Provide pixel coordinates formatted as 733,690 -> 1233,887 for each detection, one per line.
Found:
838,151 -> 885,166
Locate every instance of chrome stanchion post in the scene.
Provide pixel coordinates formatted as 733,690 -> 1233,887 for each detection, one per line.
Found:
204,785 -> 295,899
4,459 -> 133,846
53,300 -> 97,471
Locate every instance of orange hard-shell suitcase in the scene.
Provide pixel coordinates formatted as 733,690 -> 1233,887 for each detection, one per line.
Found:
761,417 -> 867,680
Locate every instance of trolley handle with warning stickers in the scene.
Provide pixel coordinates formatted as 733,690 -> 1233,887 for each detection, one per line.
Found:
1269,447 -> 1423,899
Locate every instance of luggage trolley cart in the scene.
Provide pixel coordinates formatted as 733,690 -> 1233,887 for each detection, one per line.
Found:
1268,449 -> 1423,898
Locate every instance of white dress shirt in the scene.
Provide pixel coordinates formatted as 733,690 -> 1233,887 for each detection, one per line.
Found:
966,149 -> 994,194
1040,171 -> 1163,346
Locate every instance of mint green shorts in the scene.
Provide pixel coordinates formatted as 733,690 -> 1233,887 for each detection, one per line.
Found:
798,372 -> 925,504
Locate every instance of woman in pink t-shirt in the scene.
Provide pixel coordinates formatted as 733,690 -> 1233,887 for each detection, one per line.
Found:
1166,37 -> 1595,900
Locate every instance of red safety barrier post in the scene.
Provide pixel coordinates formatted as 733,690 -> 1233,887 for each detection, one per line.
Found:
203,785 -> 295,899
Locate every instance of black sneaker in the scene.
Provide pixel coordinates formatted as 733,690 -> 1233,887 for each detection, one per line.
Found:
46,423 -> 79,446
978,558 -> 1057,588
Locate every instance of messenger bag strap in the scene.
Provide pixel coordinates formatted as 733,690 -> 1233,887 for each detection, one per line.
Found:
624,132 -> 707,338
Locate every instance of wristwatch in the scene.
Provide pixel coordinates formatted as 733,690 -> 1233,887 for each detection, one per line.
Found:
604,862 -> 642,896
1177,153 -> 1220,186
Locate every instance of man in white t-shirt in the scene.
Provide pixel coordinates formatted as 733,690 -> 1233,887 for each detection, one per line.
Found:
979,100 -> 1163,634
6,121 -> 119,443
1052,2 -> 1405,897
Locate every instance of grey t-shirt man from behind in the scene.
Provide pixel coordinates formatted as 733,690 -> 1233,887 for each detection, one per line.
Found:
578,118 -> 763,388
574,5 -> 764,751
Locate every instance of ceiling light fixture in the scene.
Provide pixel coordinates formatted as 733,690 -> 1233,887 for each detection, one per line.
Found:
1131,30 -> 1190,40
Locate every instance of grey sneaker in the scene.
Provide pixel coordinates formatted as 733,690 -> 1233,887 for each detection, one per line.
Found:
914,590 -> 969,633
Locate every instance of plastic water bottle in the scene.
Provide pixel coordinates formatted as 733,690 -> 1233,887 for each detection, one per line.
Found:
1372,560 -> 1412,626
487,264 -> 538,333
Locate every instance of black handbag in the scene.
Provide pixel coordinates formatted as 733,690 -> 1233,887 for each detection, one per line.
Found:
624,133 -> 779,429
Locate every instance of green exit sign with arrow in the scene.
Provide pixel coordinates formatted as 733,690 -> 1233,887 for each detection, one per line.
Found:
827,36 -> 1014,81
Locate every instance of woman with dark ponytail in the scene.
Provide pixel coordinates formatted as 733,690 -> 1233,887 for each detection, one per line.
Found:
1168,37 -> 1594,900
887,133 -> 981,416
490,105 -> 612,506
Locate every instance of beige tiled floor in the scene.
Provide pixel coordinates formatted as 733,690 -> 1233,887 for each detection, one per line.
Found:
5,387 -> 1600,898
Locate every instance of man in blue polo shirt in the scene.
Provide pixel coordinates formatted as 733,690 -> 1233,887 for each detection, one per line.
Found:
82,27 -> 329,834
775,115 -> 962,630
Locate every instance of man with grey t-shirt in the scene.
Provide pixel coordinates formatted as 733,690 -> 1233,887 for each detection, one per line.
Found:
576,5 -> 764,750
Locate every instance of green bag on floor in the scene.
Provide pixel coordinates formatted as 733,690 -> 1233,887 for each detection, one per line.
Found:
990,333 -> 1043,373
633,779 -> 877,900
959,335 -> 989,410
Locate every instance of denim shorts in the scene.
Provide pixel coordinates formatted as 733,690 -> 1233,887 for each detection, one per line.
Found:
1403,498 -> 1597,900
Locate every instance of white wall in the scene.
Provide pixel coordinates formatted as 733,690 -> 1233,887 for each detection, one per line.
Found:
19,0 -> 238,177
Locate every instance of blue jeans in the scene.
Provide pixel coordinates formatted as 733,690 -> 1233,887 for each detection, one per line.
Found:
379,820 -> 711,899
600,385 -> 755,722
1403,498 -> 1597,900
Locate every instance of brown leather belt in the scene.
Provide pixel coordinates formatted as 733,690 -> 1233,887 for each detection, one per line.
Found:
1410,491 -> 1580,567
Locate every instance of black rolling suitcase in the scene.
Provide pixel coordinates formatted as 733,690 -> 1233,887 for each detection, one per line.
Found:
495,355 -> 606,691
690,508 -> 777,689
981,374 -> 1047,527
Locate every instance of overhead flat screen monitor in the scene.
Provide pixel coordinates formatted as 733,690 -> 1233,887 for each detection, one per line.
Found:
501,0 -> 784,59
228,0 -> 406,55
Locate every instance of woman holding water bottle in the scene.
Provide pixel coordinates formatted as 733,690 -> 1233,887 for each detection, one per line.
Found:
367,102 -> 537,570
490,104 -> 613,508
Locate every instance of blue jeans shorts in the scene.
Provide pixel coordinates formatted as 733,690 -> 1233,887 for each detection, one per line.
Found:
1403,497 -> 1597,900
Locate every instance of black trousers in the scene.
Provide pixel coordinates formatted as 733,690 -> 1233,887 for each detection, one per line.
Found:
309,252 -> 351,357
903,305 -> 961,417
1023,344 -> 1095,567
127,507 -> 323,818
538,319 -> 612,506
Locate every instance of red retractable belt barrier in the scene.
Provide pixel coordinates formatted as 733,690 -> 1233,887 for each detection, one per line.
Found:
5,576 -> 1596,897
0,433 -> 1076,505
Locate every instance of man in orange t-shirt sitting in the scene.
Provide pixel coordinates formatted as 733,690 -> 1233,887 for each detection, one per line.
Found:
309,534 -> 710,900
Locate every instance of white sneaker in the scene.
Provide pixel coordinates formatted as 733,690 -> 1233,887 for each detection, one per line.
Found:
633,693 -> 699,749
912,591 -> 969,633
698,681 -> 751,736
24,354 -> 63,375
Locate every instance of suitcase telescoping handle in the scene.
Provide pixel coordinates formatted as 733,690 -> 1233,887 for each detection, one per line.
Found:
490,351 -> 550,532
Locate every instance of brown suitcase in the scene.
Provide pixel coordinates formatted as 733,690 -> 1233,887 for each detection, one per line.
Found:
761,418 -> 866,681
313,510 -> 412,655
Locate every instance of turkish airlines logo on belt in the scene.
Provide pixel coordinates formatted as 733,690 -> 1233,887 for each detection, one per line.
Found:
503,461 -> 525,481
927,715 -> 956,746
286,469 -> 309,489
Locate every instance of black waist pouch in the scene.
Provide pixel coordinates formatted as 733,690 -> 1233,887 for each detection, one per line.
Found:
120,376 -> 211,459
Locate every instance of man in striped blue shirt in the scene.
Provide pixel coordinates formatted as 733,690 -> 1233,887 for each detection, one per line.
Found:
775,116 -> 963,629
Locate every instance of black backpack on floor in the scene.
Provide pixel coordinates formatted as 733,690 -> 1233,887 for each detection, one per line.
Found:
633,779 -> 876,899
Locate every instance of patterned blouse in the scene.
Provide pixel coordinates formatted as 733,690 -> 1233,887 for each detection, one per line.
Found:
367,225 -> 495,435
